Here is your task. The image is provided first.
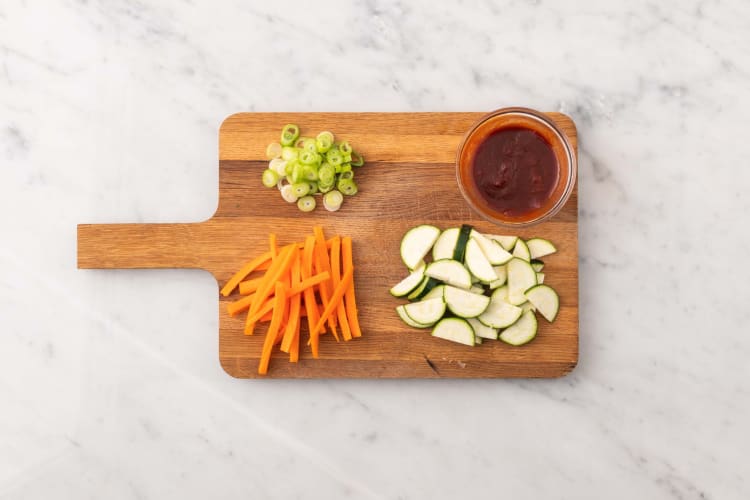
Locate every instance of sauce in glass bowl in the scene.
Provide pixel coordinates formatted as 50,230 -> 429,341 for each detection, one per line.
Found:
456,108 -> 576,228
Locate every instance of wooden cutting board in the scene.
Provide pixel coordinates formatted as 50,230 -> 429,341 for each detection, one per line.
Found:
78,112 -> 578,378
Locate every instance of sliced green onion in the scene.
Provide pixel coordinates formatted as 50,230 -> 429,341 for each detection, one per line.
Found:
302,165 -> 318,181
308,181 -> 319,195
323,190 -> 343,212
269,158 -> 287,176
318,182 -> 334,193
291,182 -> 311,197
318,164 -> 335,184
315,131 -> 334,153
326,149 -> 343,167
291,162 -> 304,183
266,142 -> 282,159
302,138 -> 317,153
339,141 -> 353,154
281,146 -> 299,161
295,137 -> 309,148
280,124 -> 300,147
339,170 -> 354,180
338,178 -> 358,196
340,163 -> 352,173
280,184 -> 298,203
262,169 -> 279,188
297,195 -> 316,212
342,153 -> 352,164
284,158 -> 298,177
350,151 -> 364,167
299,150 -> 319,166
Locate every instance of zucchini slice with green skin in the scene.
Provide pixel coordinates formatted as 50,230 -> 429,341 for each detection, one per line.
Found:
507,257 -> 537,305
478,286 -> 523,328
413,277 -> 441,301
443,285 -> 490,318
400,224 -> 441,270
453,224 -> 473,262
396,305 -> 430,328
526,238 -> 557,259
421,284 -> 446,301
474,335 -> 483,345
432,227 -> 460,261
536,272 -> 545,284
521,301 -> 536,313
467,317 -> 499,340
403,297 -> 446,326
530,259 -> 545,272
499,310 -> 538,346
425,259 -> 472,289
431,317 -> 475,346
485,234 -> 518,252
464,238 -> 498,283
389,262 -> 426,297
524,284 -> 559,322
512,239 -> 531,262
469,285 -> 485,294
406,276 -> 430,301
470,230 -> 513,265
488,265 -> 507,289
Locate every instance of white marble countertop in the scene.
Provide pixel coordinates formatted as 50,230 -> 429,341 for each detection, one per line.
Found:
2,0 -> 749,498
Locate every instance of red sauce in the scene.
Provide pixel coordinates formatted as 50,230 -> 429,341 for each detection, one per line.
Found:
471,128 -> 559,217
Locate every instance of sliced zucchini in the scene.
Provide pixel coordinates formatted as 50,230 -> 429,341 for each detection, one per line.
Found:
469,285 -> 485,294
406,276 -> 430,300
507,258 -> 537,305
470,230 -> 513,265
536,272 -> 545,284
443,285 -> 490,318
530,259 -> 545,272
467,317 -> 498,340
396,305 -> 430,328
464,238 -> 498,282
453,224 -> 473,262
488,265 -> 507,289
512,239 -> 531,262
421,284 -> 446,301
425,259 -> 472,289
431,317 -> 475,346
403,297 -> 446,326
499,310 -> 538,346
389,262 -> 426,297
521,301 -> 536,313
432,227 -> 460,261
400,225 -> 440,270
474,335 -> 483,345
477,286 -> 522,328
526,238 -> 557,259
525,284 -> 559,322
413,277 -> 440,301
486,234 -> 518,252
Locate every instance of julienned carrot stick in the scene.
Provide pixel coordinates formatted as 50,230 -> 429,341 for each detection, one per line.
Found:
238,277 -> 263,296
227,293 -> 255,317
289,326 -> 300,362
311,266 -> 353,339
245,245 -> 297,335
341,236 -> 362,338
245,297 -> 275,326
313,226 -> 338,339
259,307 -> 308,323
269,233 -> 278,259
259,282 -> 286,375
330,237 -> 352,341
220,250 -> 273,297
281,256 -> 302,353
288,271 -> 330,296
301,236 -> 324,356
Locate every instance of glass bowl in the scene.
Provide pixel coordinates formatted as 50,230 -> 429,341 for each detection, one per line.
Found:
456,107 -> 577,228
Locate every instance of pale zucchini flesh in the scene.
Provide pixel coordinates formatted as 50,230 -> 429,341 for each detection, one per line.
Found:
486,234 -> 518,251
524,284 -> 559,322
389,262 -> 426,297
512,239 -> 531,262
425,259 -> 472,289
431,317 -> 475,346
499,310 -> 538,346
526,238 -> 557,259
400,225 -> 441,270
470,230 -> 513,265
432,227 -> 460,261
396,305 -> 429,328
443,285 -> 491,318
464,238 -> 498,282
507,258 -> 537,305
467,317 -> 499,340
403,297 -> 446,325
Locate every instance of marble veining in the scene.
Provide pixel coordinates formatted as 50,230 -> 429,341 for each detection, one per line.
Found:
1,0 -> 749,498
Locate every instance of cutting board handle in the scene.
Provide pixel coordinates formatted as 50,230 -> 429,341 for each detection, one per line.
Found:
77,223 -> 209,270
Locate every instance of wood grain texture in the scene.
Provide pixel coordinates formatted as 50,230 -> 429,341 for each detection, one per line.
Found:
78,112 -> 578,378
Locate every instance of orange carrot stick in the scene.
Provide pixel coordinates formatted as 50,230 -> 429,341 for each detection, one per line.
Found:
227,293 -> 255,317
220,250 -> 272,297
245,297 -> 275,326
342,236 -> 362,338
245,245 -> 297,335
330,236 -> 352,341
281,256 -> 302,353
257,260 -> 271,271
313,226 -> 338,340
288,271 -> 330,296
289,326 -> 300,362
259,282 -> 286,375
238,277 -> 263,296
269,233 -> 278,259
310,266 -> 353,339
